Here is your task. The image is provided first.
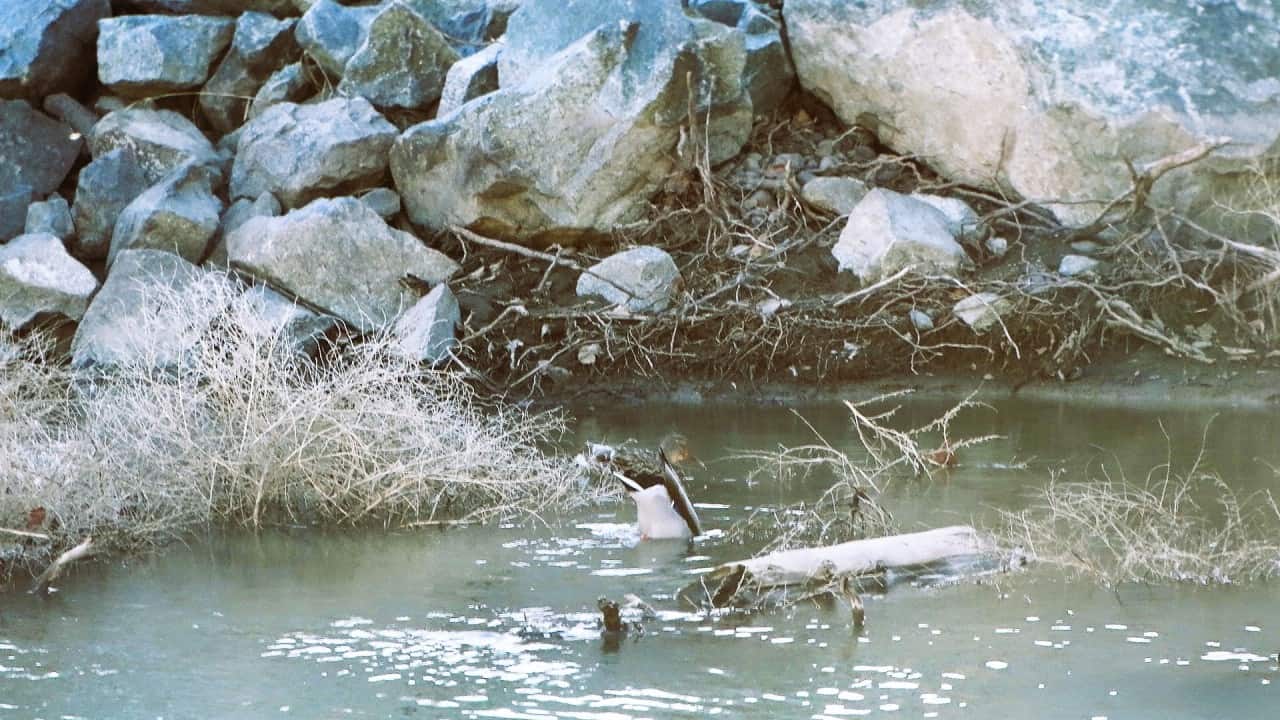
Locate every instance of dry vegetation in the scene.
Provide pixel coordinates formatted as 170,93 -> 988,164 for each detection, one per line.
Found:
0,273 -> 592,585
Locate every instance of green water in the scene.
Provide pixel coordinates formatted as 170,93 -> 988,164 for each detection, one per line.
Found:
2,398 -> 1277,719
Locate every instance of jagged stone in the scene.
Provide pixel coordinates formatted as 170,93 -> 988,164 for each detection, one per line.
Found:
437,42 -> 499,116
832,188 -> 968,282
206,192 -> 281,268
24,194 -> 74,240
0,0 -> 110,100
226,197 -> 460,332
295,0 -> 378,76
237,284 -> 337,355
97,14 -> 234,98
70,249 -> 211,369
339,1 -> 459,109
689,0 -> 794,116
247,62 -> 311,121
393,283 -> 460,364
393,4 -> 750,243
785,0 -> 1280,228
89,106 -> 221,183
0,232 -> 98,329
0,99 -> 82,199
231,98 -> 398,208
576,246 -> 681,314
110,162 -> 223,266
72,148 -> 151,259
199,12 -> 300,134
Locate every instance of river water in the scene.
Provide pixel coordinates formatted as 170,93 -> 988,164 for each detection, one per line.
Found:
2,398 -> 1277,719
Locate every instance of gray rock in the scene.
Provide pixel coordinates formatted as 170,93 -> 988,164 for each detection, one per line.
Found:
0,232 -> 98,329
393,283 -> 459,364
575,246 -> 680,313
339,1 -> 459,109
89,106 -> 221,184
801,176 -> 869,215
206,192 -> 281,267
785,0 -> 1280,229
359,187 -> 400,218
436,40 -> 499,116
72,148 -> 151,259
97,15 -> 235,98
24,194 -> 74,240
248,62 -> 312,121
689,0 -> 794,116
832,188 -> 969,282
404,0 -> 509,51
0,99 -> 82,198
126,1 -> 297,14
70,249 -> 210,369
237,284 -> 337,355
110,162 -> 223,266
985,236 -> 1009,258
226,197 -> 460,332
296,0 -> 378,76
0,183 -> 30,241
910,193 -> 982,241
199,12 -> 300,134
0,0 -> 110,100
953,292 -> 1012,333
231,98 -> 398,208
393,6 -> 750,243
908,308 -> 934,332
1058,254 -> 1101,277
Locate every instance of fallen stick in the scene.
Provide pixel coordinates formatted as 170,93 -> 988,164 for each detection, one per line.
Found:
30,536 -> 95,594
0,527 -> 50,541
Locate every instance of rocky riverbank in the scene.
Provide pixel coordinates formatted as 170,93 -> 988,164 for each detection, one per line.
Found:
3,0 -> 1280,395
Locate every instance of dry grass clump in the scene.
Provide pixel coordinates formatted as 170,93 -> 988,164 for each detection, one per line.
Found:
997,438 -> 1280,586
1,272 -> 591,582
727,390 -> 996,553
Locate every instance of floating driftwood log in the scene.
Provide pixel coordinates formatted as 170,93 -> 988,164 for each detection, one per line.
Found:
683,526 -> 994,610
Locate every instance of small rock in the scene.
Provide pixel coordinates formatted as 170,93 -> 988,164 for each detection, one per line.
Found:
89,106 -> 221,184
394,283 -> 460,365
24,195 -> 73,240
832,188 -> 968,282
72,148 -> 151,259
359,188 -> 400,219
437,42 -> 499,116
97,14 -> 235,97
227,197 -> 460,332
801,176 -> 869,215
0,233 -> 98,329
742,189 -> 773,210
232,98 -> 398,208
248,62 -> 311,121
909,308 -> 934,331
985,236 -> 1009,258
953,292 -> 1011,332
1058,254 -> 1101,277
339,1 -> 459,109
71,249 -> 211,369
577,342 -> 601,365
910,193 -> 981,241
1069,239 -> 1103,254
0,0 -> 109,99
295,0 -> 378,76
1,99 -> 82,200
110,162 -> 223,266
576,246 -> 681,313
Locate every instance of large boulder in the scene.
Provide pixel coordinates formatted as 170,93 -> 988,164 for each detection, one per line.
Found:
0,0 -> 110,100
89,106 -> 220,183
0,100 -> 82,198
72,147 -> 151,259
338,1 -> 459,109
97,14 -> 234,98
689,0 -> 793,116
0,232 -> 98,329
70,249 -> 210,369
226,197 -> 460,332
126,1 -> 296,14
393,283 -> 460,364
110,162 -> 223,266
231,98 -> 398,208
832,188 -> 968,282
295,0 -> 378,76
785,0 -> 1280,227
576,245 -> 681,313
199,12 -> 299,134
247,62 -> 310,121
392,3 -> 751,243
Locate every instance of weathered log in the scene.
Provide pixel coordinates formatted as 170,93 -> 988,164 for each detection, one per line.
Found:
30,536 -> 94,594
